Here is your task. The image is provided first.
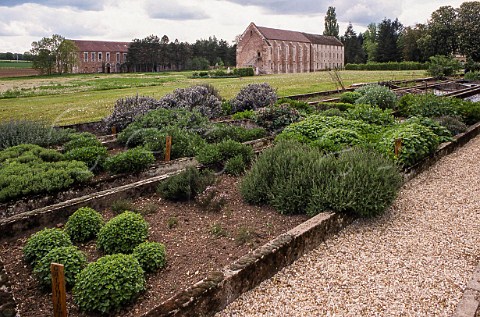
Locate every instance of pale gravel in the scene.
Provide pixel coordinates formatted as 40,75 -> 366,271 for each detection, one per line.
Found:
217,135 -> 480,317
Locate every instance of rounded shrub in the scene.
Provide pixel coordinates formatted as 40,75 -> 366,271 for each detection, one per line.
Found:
132,242 -> 167,273
355,85 -> 397,110
23,228 -> 72,265
104,147 -> 155,174
157,166 -> 215,201
64,146 -> 108,171
97,211 -> 148,254
340,91 -> 362,104
346,104 -> 395,126
65,207 -> 104,243
230,83 -> 278,113
224,155 -> 247,176
74,254 -> 145,314
33,246 -> 87,288
434,115 -> 468,135
254,104 -> 302,132
311,128 -> 362,153
63,134 -> 102,152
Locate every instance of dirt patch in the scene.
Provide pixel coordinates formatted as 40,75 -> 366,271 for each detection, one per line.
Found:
0,174 -> 308,317
0,68 -> 39,78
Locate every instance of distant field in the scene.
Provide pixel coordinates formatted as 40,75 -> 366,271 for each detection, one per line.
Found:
0,70 -> 427,125
0,60 -> 33,68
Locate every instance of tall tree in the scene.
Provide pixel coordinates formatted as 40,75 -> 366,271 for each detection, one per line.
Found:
427,6 -> 458,56
362,23 -> 378,62
30,34 -> 78,75
401,24 -> 428,62
457,1 -> 480,61
342,23 -> 366,64
375,18 -> 403,62
324,6 -> 339,38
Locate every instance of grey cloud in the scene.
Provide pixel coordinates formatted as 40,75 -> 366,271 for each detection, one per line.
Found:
0,0 -> 104,11
146,2 -> 210,20
220,0 -> 323,15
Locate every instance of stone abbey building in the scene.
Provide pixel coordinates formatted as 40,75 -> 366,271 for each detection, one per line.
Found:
236,23 -> 344,74
72,40 -> 129,74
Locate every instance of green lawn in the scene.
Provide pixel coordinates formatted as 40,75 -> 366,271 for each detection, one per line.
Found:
0,60 -> 33,68
0,70 -> 427,125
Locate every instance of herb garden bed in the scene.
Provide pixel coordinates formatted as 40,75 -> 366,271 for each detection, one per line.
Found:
0,174 -> 308,316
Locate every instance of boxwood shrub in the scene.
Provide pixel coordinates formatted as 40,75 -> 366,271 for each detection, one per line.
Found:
97,211 -> 149,254
65,207 -> 104,243
132,242 -> 167,273
33,246 -> 87,288
104,147 -> 155,174
23,228 -> 72,265
64,146 -> 108,171
74,254 -> 145,313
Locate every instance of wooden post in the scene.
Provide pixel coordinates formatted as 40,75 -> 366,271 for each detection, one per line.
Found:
51,263 -> 67,317
394,138 -> 402,157
165,136 -> 172,162
111,126 -> 117,135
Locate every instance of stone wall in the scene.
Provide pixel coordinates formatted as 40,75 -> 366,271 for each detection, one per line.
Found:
0,258 -> 16,317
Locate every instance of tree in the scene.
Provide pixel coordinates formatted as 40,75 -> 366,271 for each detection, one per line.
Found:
324,6 -> 339,38
362,23 -> 378,62
375,18 -> 403,62
457,1 -> 480,62
401,24 -> 428,62
342,23 -> 366,64
426,6 -> 458,56
30,34 -> 78,75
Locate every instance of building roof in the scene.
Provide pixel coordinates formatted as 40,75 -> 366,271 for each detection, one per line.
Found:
254,24 -> 343,47
72,40 -> 130,52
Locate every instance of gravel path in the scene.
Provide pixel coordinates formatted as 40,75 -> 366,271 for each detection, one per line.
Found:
218,135 -> 480,316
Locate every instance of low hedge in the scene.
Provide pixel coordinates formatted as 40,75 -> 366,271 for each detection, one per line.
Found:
345,62 -> 427,71
104,147 -> 155,174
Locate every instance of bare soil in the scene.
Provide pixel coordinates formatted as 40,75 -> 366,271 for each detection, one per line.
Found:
0,174 -> 308,316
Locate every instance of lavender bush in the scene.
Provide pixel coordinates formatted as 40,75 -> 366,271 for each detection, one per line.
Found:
230,83 -> 278,113
103,95 -> 161,131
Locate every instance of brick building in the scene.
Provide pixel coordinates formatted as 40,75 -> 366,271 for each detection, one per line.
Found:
72,40 -> 130,74
236,23 -> 344,74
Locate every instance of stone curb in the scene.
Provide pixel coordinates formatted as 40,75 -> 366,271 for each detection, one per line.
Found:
453,263 -> 480,317
140,212 -> 354,317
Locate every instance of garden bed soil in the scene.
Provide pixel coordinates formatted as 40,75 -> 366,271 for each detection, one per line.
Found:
0,174 -> 308,317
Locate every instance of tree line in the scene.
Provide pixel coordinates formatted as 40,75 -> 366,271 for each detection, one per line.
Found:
327,2 -> 480,66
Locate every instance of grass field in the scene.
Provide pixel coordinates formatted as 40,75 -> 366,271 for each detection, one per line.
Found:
0,70 -> 427,125
0,60 -> 33,68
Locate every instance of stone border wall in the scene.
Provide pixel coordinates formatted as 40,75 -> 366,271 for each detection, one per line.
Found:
453,263 -> 480,317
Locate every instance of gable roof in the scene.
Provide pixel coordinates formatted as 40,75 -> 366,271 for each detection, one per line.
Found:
254,24 -> 343,47
72,40 -> 130,52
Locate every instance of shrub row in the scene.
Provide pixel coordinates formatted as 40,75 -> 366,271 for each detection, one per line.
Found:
345,62 -> 428,71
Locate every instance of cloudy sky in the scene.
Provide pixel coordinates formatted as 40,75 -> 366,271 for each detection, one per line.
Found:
0,0 -> 467,53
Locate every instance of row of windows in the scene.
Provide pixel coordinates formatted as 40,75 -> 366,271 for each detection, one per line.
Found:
269,62 -> 342,70
83,52 -> 127,63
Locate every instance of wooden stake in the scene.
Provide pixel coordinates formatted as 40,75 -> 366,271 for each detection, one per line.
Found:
165,136 -> 172,162
111,126 -> 117,135
51,263 -> 67,317
394,138 -> 402,157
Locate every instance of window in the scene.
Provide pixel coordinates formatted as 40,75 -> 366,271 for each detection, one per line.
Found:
91,52 -> 95,62
123,53 -> 127,62
98,52 -> 102,61
106,52 -> 110,62
116,53 -> 120,62
84,52 -> 88,62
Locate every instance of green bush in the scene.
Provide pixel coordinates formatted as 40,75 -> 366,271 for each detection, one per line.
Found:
232,110 -> 255,120
434,115 -> 468,135
0,160 -> 93,203
63,134 -> 102,152
65,207 -> 104,243
104,147 -> 155,174
233,67 -> 255,77
224,155 -> 247,176
346,104 -> 395,126
157,166 -> 215,201
0,120 -> 73,150
427,55 -> 461,78
74,254 -> 145,314
111,199 -> 137,214
319,108 -> 346,117
23,228 -> 72,265
456,100 -> 480,125
132,242 -> 167,273
197,139 -> 254,166
405,116 -> 452,143
397,94 -> 459,118
141,126 -> 205,159
97,211 -> 149,254
306,147 -> 403,218
0,144 -> 63,164
275,98 -> 315,115
64,146 -> 108,171
378,123 -> 440,167
345,61 -> 427,71
355,85 -> 397,110
241,141 -> 402,217
311,128 -> 362,153
33,246 -> 87,288
339,91 -> 362,104
203,124 -> 266,143
464,71 -> 480,81
254,104 -> 302,132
